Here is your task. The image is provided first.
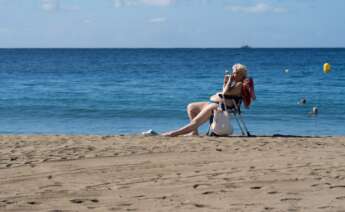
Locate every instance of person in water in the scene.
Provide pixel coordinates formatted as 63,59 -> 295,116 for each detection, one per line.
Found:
162,64 -> 248,137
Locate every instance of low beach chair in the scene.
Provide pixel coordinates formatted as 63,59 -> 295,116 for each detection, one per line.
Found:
207,77 -> 255,137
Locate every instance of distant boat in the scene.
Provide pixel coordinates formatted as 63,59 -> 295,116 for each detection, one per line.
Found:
240,45 -> 252,49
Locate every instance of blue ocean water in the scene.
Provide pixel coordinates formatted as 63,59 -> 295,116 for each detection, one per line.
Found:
0,48 -> 344,136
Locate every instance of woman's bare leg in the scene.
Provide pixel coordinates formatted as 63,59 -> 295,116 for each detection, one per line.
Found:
187,102 -> 209,135
163,103 -> 217,137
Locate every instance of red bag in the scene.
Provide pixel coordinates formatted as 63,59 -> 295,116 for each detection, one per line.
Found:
242,77 -> 256,108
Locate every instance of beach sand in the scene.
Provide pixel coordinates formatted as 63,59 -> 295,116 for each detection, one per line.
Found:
1,135 -> 345,212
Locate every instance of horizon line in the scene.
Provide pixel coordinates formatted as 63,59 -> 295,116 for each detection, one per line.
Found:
0,47 -> 345,49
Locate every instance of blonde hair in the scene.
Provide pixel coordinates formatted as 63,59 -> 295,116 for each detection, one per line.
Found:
232,63 -> 248,78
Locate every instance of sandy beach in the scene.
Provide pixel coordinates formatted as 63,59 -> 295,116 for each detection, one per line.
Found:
1,135 -> 345,211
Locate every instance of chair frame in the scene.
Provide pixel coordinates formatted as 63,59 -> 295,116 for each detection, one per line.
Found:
207,94 -> 251,137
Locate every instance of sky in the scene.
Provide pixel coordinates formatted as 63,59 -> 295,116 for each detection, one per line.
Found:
0,0 -> 344,48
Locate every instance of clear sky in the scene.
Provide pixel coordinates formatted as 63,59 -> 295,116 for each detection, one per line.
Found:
0,0 -> 344,48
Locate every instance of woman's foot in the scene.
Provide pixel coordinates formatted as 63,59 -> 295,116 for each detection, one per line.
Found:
190,131 -> 199,136
162,131 -> 199,137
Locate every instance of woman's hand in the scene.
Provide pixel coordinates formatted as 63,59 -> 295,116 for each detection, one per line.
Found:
223,74 -> 233,89
223,74 -> 229,85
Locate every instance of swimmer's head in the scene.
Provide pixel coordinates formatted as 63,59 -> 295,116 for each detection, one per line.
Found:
298,97 -> 307,105
311,106 -> 318,115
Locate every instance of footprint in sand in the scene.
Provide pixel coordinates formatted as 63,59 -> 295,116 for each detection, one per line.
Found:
109,207 -> 121,211
193,183 -> 211,189
202,191 -> 214,195
193,184 -> 199,189
27,201 -> 39,205
250,186 -> 262,190
311,182 -> 330,187
287,208 -> 300,212
1,200 -> 15,205
10,156 -> 18,161
267,191 -> 279,194
132,195 -> 145,198
70,199 -> 99,204
336,196 -> 345,200
280,198 -> 302,202
194,203 -> 206,208
318,206 -> 334,209
330,185 -> 345,189
113,203 -> 137,211
117,203 -> 132,207
70,199 -> 84,204
224,183 -> 238,189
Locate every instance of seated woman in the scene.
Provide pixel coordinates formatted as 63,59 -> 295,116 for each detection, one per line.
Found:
162,64 -> 248,137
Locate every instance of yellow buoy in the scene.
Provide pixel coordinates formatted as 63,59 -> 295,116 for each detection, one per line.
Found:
323,63 -> 331,74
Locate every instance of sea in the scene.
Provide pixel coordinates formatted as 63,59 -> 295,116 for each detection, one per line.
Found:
0,48 -> 344,136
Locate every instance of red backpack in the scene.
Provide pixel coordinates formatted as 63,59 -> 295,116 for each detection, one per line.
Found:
242,77 -> 256,108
